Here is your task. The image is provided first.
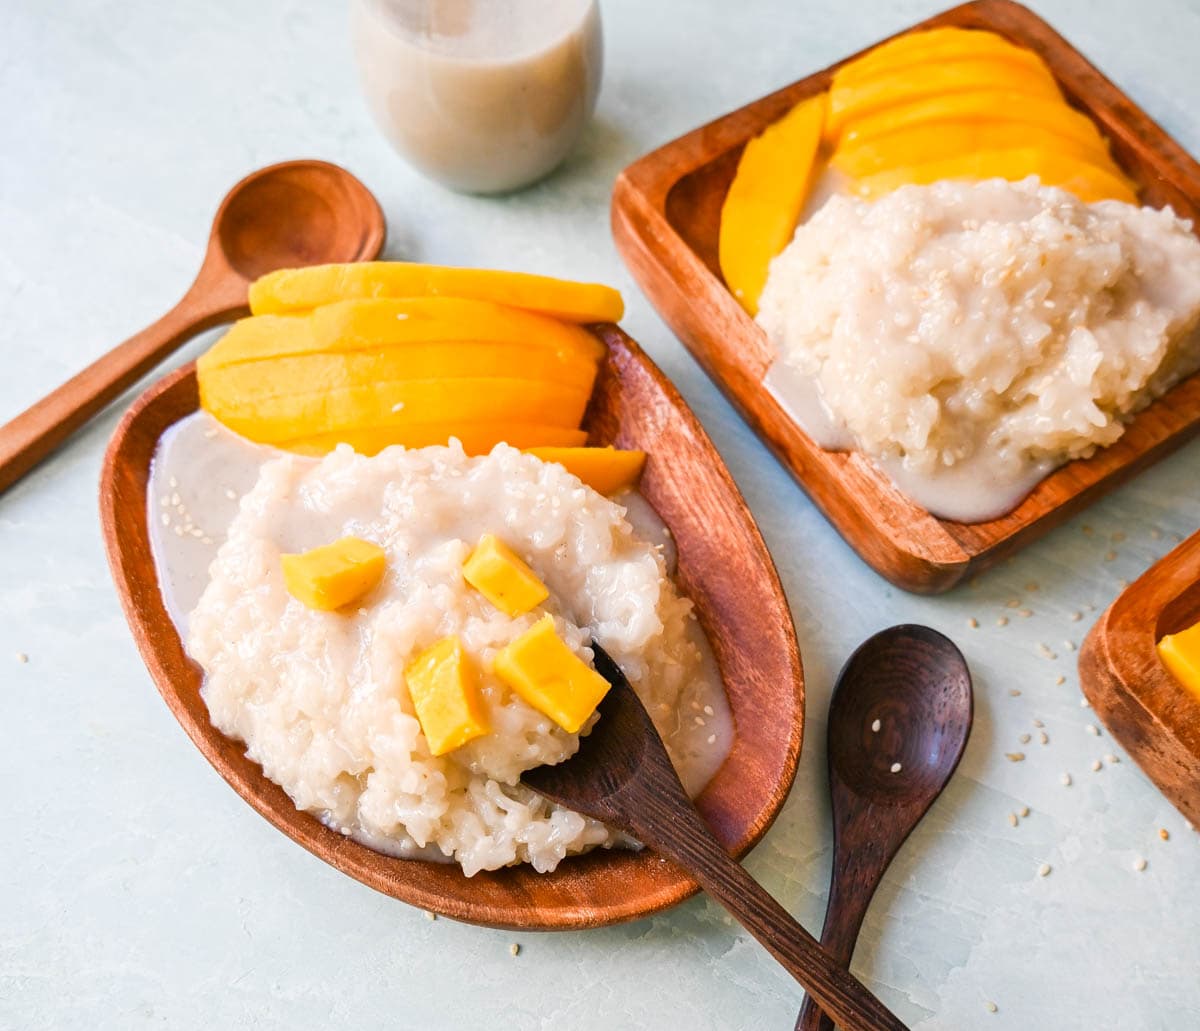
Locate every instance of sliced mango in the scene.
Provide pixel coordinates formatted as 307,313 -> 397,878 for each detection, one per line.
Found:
832,121 -> 1114,178
201,343 -> 598,407
526,446 -> 646,495
1158,619 -> 1200,700
281,536 -> 386,611
840,91 -> 1110,153
200,298 -> 604,372
851,148 -> 1139,204
835,28 -> 1054,88
249,262 -> 625,324
203,377 -> 593,444
493,615 -> 610,734
405,636 -> 490,756
463,534 -> 549,617
826,58 -> 1063,143
281,423 -> 588,457
719,93 -> 827,315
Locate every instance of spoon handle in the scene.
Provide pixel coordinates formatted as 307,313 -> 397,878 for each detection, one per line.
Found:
0,286 -> 244,495
628,807 -> 908,1031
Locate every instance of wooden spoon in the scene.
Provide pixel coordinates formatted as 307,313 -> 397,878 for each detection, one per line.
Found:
523,645 -> 908,1031
796,625 -> 973,1031
0,159 -> 384,494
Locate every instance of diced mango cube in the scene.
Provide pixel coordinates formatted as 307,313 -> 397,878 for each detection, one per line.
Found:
463,535 -> 549,617
1157,619 -> 1200,700
493,615 -> 610,733
405,637 -> 490,756
280,536 -> 387,611
526,446 -> 647,495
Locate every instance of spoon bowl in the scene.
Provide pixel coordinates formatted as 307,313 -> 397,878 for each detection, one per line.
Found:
796,625 -> 972,1031
0,159 -> 385,494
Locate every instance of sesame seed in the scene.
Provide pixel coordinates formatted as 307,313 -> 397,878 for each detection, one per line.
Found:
968,617 -> 979,628
1061,773 -> 1072,786
1009,689 -> 1022,697
871,718 -> 882,732
161,513 -> 170,526
1019,733 -> 1031,744
1086,724 -> 1100,736
1007,599 -> 1021,609
1080,698 -> 1090,708
996,617 -> 1009,627
707,734 -> 716,745
985,1001 -> 998,1014
15,652 -> 28,664
1151,528 -> 1163,540
1019,806 -> 1030,818
224,488 -> 237,501
1133,858 -> 1147,872
1112,531 -> 1126,543
1160,828 -> 1170,841
890,762 -> 902,773
1037,643 -> 1056,660
425,911 -> 436,921
693,716 -> 705,726
1104,754 -> 1120,764
1038,863 -> 1051,877
1056,675 -> 1066,685
1039,732 -> 1049,745
703,705 -> 714,716
1070,612 -> 1082,622
1064,640 -> 1076,652
1006,752 -> 1025,762
170,492 -> 180,506
1026,582 -> 1040,592
1104,550 -> 1118,562
1008,812 -> 1018,827
1018,609 -> 1033,618
1033,719 -> 1044,728
173,525 -> 184,537
168,476 -> 178,488
203,427 -> 218,439
1082,525 -> 1094,535
1091,760 -> 1102,772
509,943 -> 521,956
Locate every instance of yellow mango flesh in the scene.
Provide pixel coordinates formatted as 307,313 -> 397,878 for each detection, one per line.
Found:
462,534 -> 549,617
281,423 -> 587,457
493,615 -> 610,734
280,536 -> 386,611
1158,619 -> 1200,700
826,58 -> 1062,143
851,148 -> 1139,204
840,91 -> 1109,153
201,342 -> 598,406
204,377 -> 593,444
832,120 -> 1113,178
199,298 -> 605,371
249,262 -> 625,324
526,446 -> 646,495
719,93 -> 827,315
835,28 -> 1053,87
405,637 -> 490,756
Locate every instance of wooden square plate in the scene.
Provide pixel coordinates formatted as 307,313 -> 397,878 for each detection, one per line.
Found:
99,324 -> 804,930
1080,531 -> 1200,826
612,0 -> 1200,594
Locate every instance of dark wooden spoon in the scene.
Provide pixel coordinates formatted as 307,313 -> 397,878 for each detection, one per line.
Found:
796,625 -> 973,1031
0,159 -> 384,494
523,645 -> 908,1031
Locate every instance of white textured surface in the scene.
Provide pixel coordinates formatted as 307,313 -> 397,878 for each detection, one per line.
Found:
2,1 -> 1199,1028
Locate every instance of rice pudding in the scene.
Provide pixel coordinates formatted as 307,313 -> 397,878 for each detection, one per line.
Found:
149,413 -> 731,876
759,178 -> 1200,522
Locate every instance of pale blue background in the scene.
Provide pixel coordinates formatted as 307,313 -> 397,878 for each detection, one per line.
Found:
2,1 -> 1199,1028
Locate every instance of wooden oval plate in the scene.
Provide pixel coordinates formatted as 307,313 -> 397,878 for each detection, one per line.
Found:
99,323 -> 804,930
1079,531 -> 1200,826
612,0 -> 1200,594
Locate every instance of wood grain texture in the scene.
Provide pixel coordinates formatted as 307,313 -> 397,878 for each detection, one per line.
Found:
611,0 -> 1200,594
0,159 -> 385,495
98,323 -> 805,931
795,627 -> 973,1031
524,646 -> 906,1031
1079,532 -> 1200,827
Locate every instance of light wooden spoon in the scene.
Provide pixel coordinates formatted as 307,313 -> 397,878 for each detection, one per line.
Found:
523,645 -> 909,1031
0,158 -> 385,494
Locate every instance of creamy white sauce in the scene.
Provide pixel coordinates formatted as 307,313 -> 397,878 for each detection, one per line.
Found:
147,411 -> 733,861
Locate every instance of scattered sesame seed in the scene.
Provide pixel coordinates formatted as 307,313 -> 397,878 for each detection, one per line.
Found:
424,911 -> 436,921
985,1001 -> 998,1014
871,718 -> 882,733
201,536 -> 213,546
203,427 -> 218,439
1009,688 -> 1022,697
1118,579 -> 1129,589
1112,531 -> 1126,543
1091,760 -> 1102,772
1080,698 -> 1090,708
1086,724 -> 1100,736
1019,733 -> 1031,744
1019,806 -> 1030,818
1008,812 -> 1018,827
15,652 -> 28,664
1151,528 -> 1163,540
173,525 -> 184,537
1061,773 -> 1072,787
1037,643 -> 1056,659
890,762 -> 902,773
1017,608 -> 1032,617
509,943 -> 521,956
160,513 -> 170,526
1104,550 -> 1118,562
693,716 -> 705,726
1133,858 -> 1147,872
1033,719 -> 1044,728
1056,675 -> 1066,685
968,617 -> 979,628
707,734 -> 716,745
1038,863 -> 1052,877
1026,582 -> 1040,592
391,402 -> 406,412
190,527 -> 204,538
1006,752 -> 1026,762
1070,611 -> 1082,622
1082,525 -> 1094,536
168,476 -> 178,489
1007,599 -> 1021,609
996,616 -> 1009,627
224,488 -> 237,501
703,705 -> 714,716
170,492 -> 180,506
1160,828 -> 1170,841
1039,732 -> 1049,745
1104,754 -> 1120,765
